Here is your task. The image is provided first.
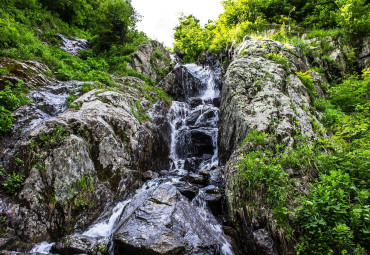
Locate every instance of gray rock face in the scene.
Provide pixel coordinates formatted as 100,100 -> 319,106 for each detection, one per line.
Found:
128,40 -> 172,82
219,38 -> 321,164
0,57 -> 54,88
358,36 -> 370,69
0,76 -> 170,249
158,65 -> 208,102
220,38 -> 324,254
112,182 -> 228,255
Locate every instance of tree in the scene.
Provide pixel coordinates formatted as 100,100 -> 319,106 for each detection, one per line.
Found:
89,0 -> 138,51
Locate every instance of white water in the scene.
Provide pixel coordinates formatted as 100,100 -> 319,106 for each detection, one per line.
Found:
30,242 -> 55,254
167,64 -> 232,255
83,200 -> 131,237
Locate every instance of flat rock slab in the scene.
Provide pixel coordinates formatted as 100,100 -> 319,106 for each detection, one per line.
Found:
113,183 -> 229,255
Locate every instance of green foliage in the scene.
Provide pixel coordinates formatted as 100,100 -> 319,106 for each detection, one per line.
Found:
80,83 -> 97,93
0,80 -> 29,133
0,0 -> 150,87
66,94 -> 80,110
296,70 -> 316,101
264,52 -> 290,68
0,81 -> 29,111
0,215 -> 6,235
0,107 -> 14,133
38,125 -> 69,148
174,15 -> 210,63
237,130 -> 320,228
131,101 -> 150,124
296,170 -> 369,254
173,0 -> 369,62
89,0 -> 139,51
2,172 -> 25,194
71,175 -> 94,210
329,70 -> 369,113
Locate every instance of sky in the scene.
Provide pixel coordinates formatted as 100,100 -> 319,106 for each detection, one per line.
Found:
131,0 -> 223,47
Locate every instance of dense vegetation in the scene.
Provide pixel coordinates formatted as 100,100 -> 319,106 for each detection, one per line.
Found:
0,0 -> 171,134
174,0 -> 369,63
173,0 -> 369,254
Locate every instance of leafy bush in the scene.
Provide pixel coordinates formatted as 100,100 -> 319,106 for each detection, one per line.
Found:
0,80 -> 29,133
296,70 -> 316,101
0,81 -> 29,111
329,70 -> 369,113
2,172 -> 25,194
0,107 -> 14,133
296,170 -> 369,254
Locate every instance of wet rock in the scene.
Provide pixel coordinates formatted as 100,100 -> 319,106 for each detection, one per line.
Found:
54,235 -> 109,255
172,182 -> 199,200
190,130 -> 214,157
189,97 -> 203,108
213,97 -> 221,107
0,58 -> 54,89
186,106 -> 218,128
142,170 -> 159,181
58,34 -> 90,57
113,183 -> 228,254
0,77 -> 169,248
158,65 -> 207,102
188,173 -> 207,185
252,229 -> 276,255
200,186 -> 223,215
0,80 -> 89,168
128,41 -> 172,82
184,157 -> 202,172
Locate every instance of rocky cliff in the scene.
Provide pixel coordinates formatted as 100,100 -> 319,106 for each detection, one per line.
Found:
0,41 -> 172,251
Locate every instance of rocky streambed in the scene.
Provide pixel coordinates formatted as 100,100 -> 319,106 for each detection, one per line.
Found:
29,63 -> 234,254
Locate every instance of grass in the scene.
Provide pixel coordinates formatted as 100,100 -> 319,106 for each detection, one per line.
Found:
264,52 -> 290,68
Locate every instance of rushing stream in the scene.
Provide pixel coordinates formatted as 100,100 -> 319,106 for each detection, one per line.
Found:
31,63 -> 233,254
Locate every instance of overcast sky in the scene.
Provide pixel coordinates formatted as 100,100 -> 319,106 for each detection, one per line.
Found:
131,0 -> 223,47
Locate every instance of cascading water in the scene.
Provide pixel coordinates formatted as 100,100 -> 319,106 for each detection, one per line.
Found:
31,63 -> 233,255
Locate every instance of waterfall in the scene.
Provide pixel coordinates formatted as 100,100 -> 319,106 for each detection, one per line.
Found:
30,63 -> 233,255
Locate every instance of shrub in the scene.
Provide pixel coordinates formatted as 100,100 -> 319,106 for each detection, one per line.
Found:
0,107 -> 14,133
296,70 -> 316,101
2,172 -> 25,194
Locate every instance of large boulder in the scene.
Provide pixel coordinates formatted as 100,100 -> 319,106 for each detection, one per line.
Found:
128,41 -> 172,82
220,38 -> 324,254
219,38 -> 322,164
112,182 -> 231,255
158,65 -> 207,102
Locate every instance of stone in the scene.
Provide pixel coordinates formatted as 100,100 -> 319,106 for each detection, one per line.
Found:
0,75 -> 170,249
189,97 -> 203,108
190,130 -> 214,157
58,34 -> 90,57
113,183 -> 229,254
54,235 -> 109,255
158,65 -> 207,102
188,173 -> 207,185
221,38 -> 324,254
172,182 -> 200,200
142,170 -> 159,181
127,41 -> 172,82
252,229 -> 276,255
219,38 -> 319,164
